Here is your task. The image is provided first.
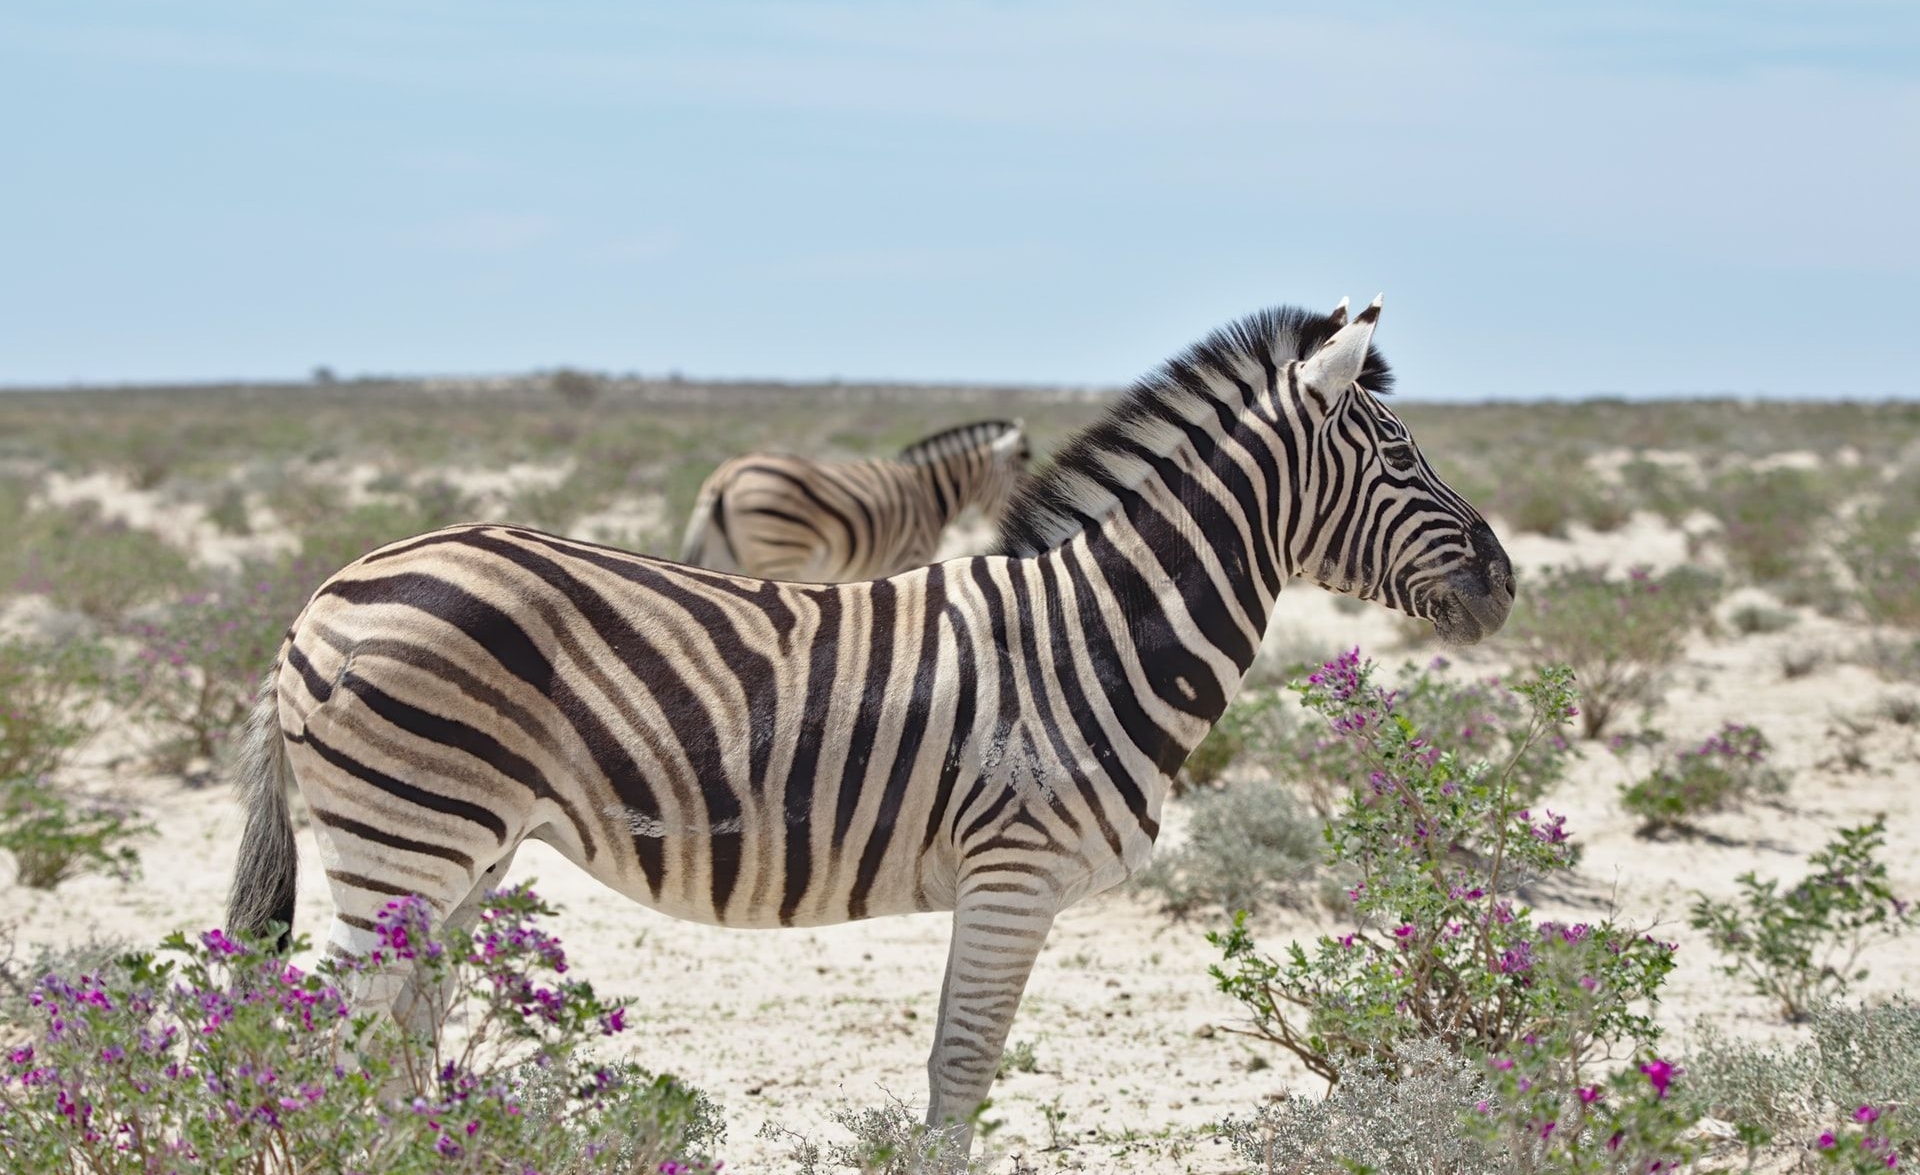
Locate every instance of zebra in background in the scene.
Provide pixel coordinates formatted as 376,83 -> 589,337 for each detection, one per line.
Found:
678,418 -> 1031,581
226,296 -> 1513,1155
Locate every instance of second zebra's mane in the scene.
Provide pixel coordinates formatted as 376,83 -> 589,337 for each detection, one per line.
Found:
993,305 -> 1394,557
897,419 -> 1021,466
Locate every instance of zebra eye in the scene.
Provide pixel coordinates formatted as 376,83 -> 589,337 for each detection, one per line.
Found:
1381,443 -> 1418,472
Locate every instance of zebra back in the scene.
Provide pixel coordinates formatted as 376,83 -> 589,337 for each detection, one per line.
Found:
679,419 -> 1030,581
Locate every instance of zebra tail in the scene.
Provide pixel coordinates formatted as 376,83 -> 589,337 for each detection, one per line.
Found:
225,672 -> 298,952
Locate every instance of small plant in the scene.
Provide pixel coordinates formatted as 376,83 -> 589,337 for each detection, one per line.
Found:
0,884 -> 724,1172
4,502 -> 194,622
761,1094 -> 971,1175
1685,997 -> 1920,1148
1730,603 -> 1797,636
1505,564 -> 1721,738
1617,722 -> 1787,836
1135,776 -> 1324,919
1841,477 -> 1920,630
1710,466 -> 1835,584
203,483 -> 252,536
1220,1038 -> 1496,1175
1689,818 -> 1916,1020
1040,1098 -> 1068,1151
0,780 -> 149,889
998,1039 -> 1038,1077
1208,655 -> 1674,1082
0,638 -> 111,784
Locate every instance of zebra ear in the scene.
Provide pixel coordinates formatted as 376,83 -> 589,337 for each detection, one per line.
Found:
1328,297 -> 1349,328
990,425 -> 1025,457
1298,294 -> 1381,399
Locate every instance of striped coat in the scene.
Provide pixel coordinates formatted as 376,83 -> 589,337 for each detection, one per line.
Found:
679,419 -> 1030,581
228,297 -> 1513,1153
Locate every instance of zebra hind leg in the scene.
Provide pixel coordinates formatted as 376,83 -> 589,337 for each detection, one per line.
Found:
402,849 -> 520,1035
924,891 -> 1057,1156
322,850 -> 518,1041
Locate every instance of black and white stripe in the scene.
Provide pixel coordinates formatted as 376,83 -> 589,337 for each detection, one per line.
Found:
226,297 -> 1512,1151
678,419 -> 1030,581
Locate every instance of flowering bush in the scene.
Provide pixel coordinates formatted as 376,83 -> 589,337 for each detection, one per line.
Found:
1689,817 -> 1915,1021
1470,1037 -> 1697,1174
1504,564 -> 1720,738
1208,654 -> 1675,1083
1616,723 -> 1787,836
1213,658 -> 1575,819
1812,1104 -> 1906,1173
0,884 -> 724,1172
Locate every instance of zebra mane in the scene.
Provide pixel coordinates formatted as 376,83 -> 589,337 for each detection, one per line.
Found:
897,419 -> 1022,466
993,305 -> 1393,557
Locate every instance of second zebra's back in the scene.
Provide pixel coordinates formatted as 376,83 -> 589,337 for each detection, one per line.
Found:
679,419 -> 1030,581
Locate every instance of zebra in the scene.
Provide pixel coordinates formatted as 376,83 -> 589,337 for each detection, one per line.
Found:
678,418 -> 1032,581
226,295 -> 1513,1154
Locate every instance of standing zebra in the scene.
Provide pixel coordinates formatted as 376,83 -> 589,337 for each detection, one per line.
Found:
227,297 -> 1513,1155
678,419 -> 1031,581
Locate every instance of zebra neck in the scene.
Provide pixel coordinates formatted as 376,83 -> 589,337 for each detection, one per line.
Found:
1051,464 -> 1286,763
911,455 -> 978,526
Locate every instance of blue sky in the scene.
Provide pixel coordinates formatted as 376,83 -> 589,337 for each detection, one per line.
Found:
2,2 -> 1916,398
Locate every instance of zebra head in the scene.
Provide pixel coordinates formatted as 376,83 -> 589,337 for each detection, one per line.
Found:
1288,296 -> 1514,645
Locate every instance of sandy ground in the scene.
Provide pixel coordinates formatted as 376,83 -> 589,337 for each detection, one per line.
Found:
8,491 -> 1920,1172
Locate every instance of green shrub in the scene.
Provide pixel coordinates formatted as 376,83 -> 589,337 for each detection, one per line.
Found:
1617,723 -> 1787,835
1135,776 -> 1324,919
1221,1038 -> 1495,1175
0,638 -> 110,784
1685,998 -> 1920,1167
1840,477 -> 1920,629
760,1094 -> 970,1175
1688,818 -> 1916,1021
1179,719 -> 1245,791
1504,564 -> 1721,738
0,885 -> 724,1172
121,564 -> 316,774
1618,457 -> 1702,524
1710,467 -> 1835,584
1729,604 -> 1797,635
1209,656 -> 1673,1082
0,779 -> 148,889
5,503 -> 194,621
294,483 -> 473,574
202,483 -> 252,536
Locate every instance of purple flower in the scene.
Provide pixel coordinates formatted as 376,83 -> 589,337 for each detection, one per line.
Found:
1577,1086 -> 1602,1105
1820,1133 -> 1839,1150
1858,1106 -> 1882,1124
1640,1059 -> 1676,1098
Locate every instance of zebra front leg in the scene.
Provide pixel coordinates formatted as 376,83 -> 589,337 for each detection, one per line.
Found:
925,892 -> 1056,1154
